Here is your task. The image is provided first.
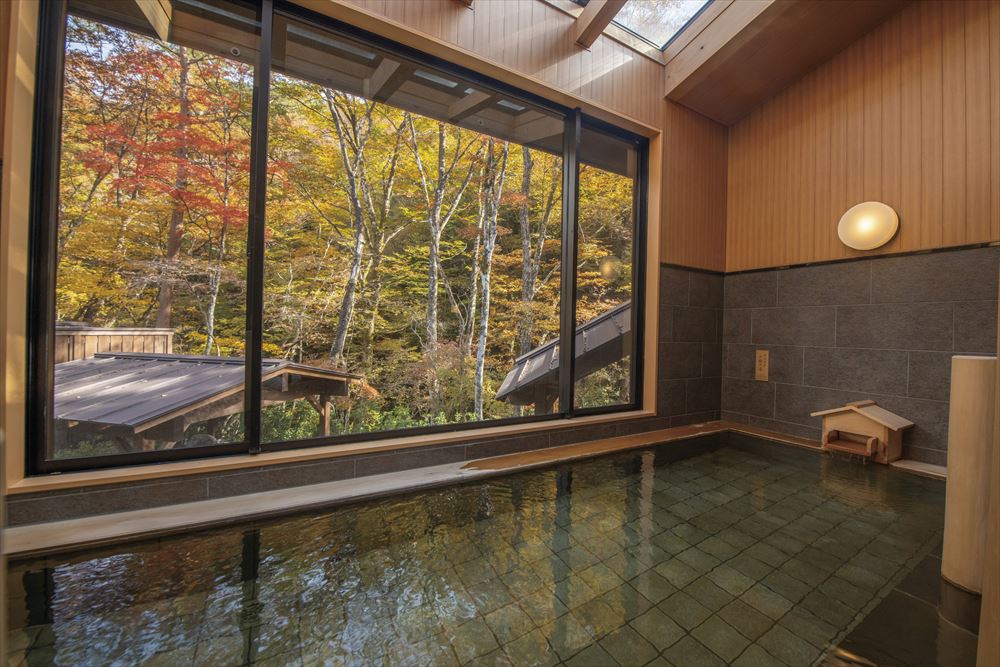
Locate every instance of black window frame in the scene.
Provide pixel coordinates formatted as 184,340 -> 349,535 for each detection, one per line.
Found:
26,0 -> 649,475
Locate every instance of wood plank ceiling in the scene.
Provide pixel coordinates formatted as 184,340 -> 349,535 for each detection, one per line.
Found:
665,0 -> 909,126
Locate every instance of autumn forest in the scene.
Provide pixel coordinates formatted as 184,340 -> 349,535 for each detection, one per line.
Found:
53,8 -> 637,454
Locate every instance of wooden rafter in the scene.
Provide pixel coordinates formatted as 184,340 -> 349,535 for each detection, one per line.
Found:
364,58 -> 413,103
133,0 -> 172,41
447,90 -> 494,122
574,0 -> 627,49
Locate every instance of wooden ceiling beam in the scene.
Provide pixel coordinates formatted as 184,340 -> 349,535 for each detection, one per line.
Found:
364,58 -> 413,102
447,90 -> 495,122
574,0 -> 627,49
512,112 -> 563,145
133,0 -> 172,41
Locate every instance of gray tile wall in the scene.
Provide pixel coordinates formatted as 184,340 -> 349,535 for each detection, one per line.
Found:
721,246 -> 1000,466
7,265 -> 723,526
658,265 -> 724,426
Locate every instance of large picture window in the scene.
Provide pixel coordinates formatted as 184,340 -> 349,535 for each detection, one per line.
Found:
28,0 -> 647,473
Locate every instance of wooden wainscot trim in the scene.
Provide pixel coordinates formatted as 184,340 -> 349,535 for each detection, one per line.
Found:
6,409 -> 655,495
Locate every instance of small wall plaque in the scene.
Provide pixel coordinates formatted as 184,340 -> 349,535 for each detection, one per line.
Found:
755,350 -> 769,381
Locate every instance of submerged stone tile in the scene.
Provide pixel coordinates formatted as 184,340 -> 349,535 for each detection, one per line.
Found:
501,629 -> 558,667
448,618 -> 500,663
483,604 -> 535,646
654,558 -> 701,589
658,590 -> 712,630
731,642 -> 786,667
685,577 -> 735,612
718,599 -> 773,641
662,635 -> 728,667
740,584 -> 793,620
779,606 -> 837,650
628,570 -> 677,604
563,642 -> 616,667
760,570 -> 812,604
570,597 -> 621,640
629,607 -> 685,651
758,623 -> 822,666
706,565 -> 756,597
692,614 -> 752,663
540,614 -> 593,662
599,625 -> 659,666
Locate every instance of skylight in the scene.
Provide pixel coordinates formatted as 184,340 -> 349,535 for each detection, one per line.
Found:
612,0 -> 710,49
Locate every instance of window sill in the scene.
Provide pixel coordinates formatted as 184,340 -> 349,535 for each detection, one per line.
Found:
6,409 -> 654,495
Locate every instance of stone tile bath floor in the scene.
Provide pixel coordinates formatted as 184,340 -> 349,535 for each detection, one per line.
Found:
7,439 -> 945,666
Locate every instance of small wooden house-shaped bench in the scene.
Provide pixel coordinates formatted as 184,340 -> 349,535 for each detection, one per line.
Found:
810,400 -> 913,464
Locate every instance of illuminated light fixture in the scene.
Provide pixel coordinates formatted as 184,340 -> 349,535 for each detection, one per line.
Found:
837,201 -> 899,250
599,255 -> 623,280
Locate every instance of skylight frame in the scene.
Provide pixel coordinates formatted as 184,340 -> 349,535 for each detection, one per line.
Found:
610,0 -> 713,52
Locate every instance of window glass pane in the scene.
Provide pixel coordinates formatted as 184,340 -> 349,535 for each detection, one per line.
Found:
612,0 -> 710,48
261,15 -> 564,442
573,126 -> 639,410
51,0 -> 259,460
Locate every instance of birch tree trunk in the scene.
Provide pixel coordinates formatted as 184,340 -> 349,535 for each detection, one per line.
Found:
408,119 -> 479,355
519,154 -> 559,355
204,228 -> 226,355
518,146 -> 535,355
325,91 -> 373,368
474,140 -> 509,419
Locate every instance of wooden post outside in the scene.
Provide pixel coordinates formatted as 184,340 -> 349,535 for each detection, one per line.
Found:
320,395 -> 331,437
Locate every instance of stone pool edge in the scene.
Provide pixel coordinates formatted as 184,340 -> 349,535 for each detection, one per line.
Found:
1,421 -> 941,559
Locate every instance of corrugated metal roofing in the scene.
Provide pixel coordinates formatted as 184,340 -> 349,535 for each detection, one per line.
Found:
54,353 -> 357,430
496,301 -> 631,405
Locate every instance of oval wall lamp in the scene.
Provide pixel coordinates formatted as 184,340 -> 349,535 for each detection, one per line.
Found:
837,201 -> 899,250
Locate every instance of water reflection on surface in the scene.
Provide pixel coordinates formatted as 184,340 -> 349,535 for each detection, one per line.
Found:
8,440 -> 945,666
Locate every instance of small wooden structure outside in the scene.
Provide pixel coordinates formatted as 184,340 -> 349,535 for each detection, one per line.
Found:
496,301 -> 631,414
811,400 -> 913,464
55,321 -> 174,363
54,352 -> 358,452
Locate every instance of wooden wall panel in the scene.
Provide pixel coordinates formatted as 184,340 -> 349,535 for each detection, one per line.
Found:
726,0 -> 1000,272
662,102 -> 727,271
339,0 -> 728,271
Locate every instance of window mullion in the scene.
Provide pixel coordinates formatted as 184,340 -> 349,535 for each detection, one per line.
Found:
245,0 -> 274,453
558,109 -> 581,418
